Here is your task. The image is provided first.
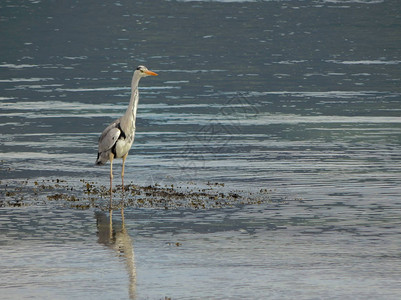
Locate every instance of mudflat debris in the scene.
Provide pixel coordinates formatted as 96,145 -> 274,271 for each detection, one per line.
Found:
1,178 -> 277,210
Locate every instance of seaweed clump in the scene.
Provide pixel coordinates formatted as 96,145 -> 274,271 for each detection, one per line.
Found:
1,178 -> 275,210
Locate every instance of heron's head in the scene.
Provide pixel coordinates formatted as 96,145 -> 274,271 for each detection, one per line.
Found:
135,65 -> 158,77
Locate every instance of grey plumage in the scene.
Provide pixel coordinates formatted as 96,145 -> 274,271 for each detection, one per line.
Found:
95,65 -> 158,202
96,119 -> 126,165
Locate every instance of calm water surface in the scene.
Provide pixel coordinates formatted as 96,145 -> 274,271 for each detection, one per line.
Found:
1,0 -> 401,299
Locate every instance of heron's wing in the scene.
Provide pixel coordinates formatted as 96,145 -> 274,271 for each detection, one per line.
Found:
98,121 -> 121,153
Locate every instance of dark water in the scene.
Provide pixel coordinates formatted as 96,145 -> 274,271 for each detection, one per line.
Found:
1,0 -> 401,299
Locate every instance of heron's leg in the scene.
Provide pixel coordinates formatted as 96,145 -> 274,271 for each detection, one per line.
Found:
109,208 -> 113,241
109,153 -> 114,207
121,153 -> 128,194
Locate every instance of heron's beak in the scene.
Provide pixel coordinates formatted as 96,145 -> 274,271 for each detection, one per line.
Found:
145,70 -> 158,76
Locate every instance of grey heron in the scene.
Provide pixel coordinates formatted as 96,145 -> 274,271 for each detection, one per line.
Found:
95,65 -> 158,203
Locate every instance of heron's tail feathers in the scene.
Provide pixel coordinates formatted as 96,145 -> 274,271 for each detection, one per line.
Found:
95,152 -> 108,166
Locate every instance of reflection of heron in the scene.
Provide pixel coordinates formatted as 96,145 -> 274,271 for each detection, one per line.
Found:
95,66 -> 158,204
96,208 -> 136,299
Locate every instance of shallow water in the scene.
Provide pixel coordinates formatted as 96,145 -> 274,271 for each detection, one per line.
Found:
1,204 -> 400,299
1,0 -> 401,299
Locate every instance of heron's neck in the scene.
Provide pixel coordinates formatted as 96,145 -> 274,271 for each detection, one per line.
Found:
125,74 -> 141,123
